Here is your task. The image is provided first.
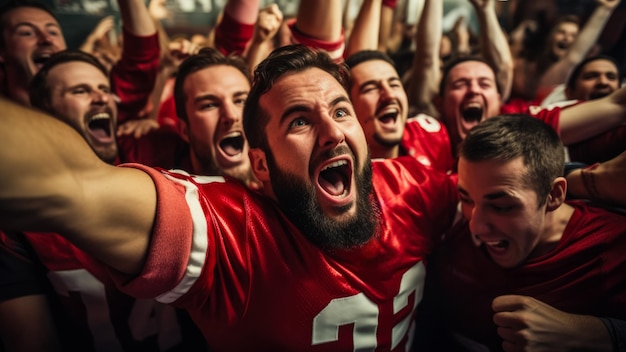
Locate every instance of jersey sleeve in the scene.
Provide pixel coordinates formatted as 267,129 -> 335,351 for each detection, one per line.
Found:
214,10 -> 255,56
111,29 -> 160,124
112,164 -> 195,299
528,105 -> 562,136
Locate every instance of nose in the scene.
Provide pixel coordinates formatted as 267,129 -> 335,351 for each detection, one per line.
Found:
317,112 -> 345,149
37,30 -> 53,45
597,74 -> 611,86
467,80 -> 481,95
220,101 -> 241,126
380,81 -> 397,101
467,205 -> 490,237
92,90 -> 111,104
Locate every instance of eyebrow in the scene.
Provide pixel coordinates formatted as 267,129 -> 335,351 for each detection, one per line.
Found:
13,22 -> 61,30
193,90 -> 248,104
457,185 -> 511,200
279,95 -> 351,125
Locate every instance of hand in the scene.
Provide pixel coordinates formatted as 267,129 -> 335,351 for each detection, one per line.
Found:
91,16 -> 116,41
162,39 -> 201,70
117,118 -> 160,139
148,0 -> 170,20
492,295 -> 612,352
252,4 -> 284,44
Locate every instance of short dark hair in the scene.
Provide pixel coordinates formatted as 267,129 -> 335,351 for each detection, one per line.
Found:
439,56 -> 502,96
0,0 -> 59,49
174,47 -> 251,123
459,114 -> 564,206
566,55 -> 622,92
243,44 -> 350,150
29,50 -> 108,111
344,50 -> 396,89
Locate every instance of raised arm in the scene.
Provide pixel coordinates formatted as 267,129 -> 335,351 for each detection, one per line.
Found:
245,3 -> 283,74
559,84 -> 626,145
470,0 -> 513,101
214,0 -> 259,56
0,98 -> 155,275
289,0 -> 345,61
118,0 -> 157,36
537,0 -> 621,99
405,0 -> 441,117
345,0 -> 383,57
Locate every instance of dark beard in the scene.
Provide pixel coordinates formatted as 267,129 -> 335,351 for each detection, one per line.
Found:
266,148 -> 380,250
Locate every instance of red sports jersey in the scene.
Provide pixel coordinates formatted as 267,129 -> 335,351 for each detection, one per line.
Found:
400,114 -> 455,173
0,230 -> 206,351
113,157 -> 459,351
424,201 -> 626,351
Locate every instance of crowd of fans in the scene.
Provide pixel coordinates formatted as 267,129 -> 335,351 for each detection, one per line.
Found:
0,0 -> 625,351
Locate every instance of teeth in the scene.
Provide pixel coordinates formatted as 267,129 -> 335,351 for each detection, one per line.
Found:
463,102 -> 481,109
91,113 -> 110,121
322,160 -> 347,171
223,131 -> 242,138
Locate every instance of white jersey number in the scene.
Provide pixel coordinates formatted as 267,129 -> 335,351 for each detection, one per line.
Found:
312,262 -> 425,351
48,269 -> 181,352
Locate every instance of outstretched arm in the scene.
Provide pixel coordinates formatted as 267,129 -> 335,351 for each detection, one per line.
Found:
493,295 -> 613,351
559,84 -> 626,145
0,98 -> 155,275
566,149 -> 626,206
537,0 -> 621,99
470,0 -> 513,101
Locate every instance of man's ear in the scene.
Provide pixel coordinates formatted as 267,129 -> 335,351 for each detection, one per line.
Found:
546,177 -> 567,211
249,148 -> 270,182
178,119 -> 189,143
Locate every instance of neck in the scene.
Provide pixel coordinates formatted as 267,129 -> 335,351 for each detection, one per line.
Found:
532,202 -> 575,258
3,73 -> 30,106
370,144 -> 400,160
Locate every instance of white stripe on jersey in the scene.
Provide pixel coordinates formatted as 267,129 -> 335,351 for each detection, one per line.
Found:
155,171 -> 224,304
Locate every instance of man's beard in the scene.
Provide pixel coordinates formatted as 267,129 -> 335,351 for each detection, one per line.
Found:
266,147 -> 380,250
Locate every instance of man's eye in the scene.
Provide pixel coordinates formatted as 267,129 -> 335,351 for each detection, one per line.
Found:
200,103 -> 216,110
335,109 -> 349,118
289,118 -> 307,129
491,205 -> 513,213
16,29 -> 35,37
72,88 -> 87,94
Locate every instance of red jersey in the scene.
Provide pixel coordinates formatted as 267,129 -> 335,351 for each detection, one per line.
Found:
0,230 -> 206,351
424,201 -> 626,351
114,157 -> 459,351
400,114 -> 455,173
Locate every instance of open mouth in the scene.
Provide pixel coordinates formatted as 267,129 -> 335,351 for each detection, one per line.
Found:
556,41 -> 569,50
475,234 -> 510,252
88,112 -> 112,140
376,107 -> 399,125
461,103 -> 483,123
589,88 -> 612,100
32,53 -> 53,66
219,132 -> 244,156
318,159 -> 351,198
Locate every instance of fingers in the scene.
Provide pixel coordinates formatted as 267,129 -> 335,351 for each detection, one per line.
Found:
492,294 -> 536,313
